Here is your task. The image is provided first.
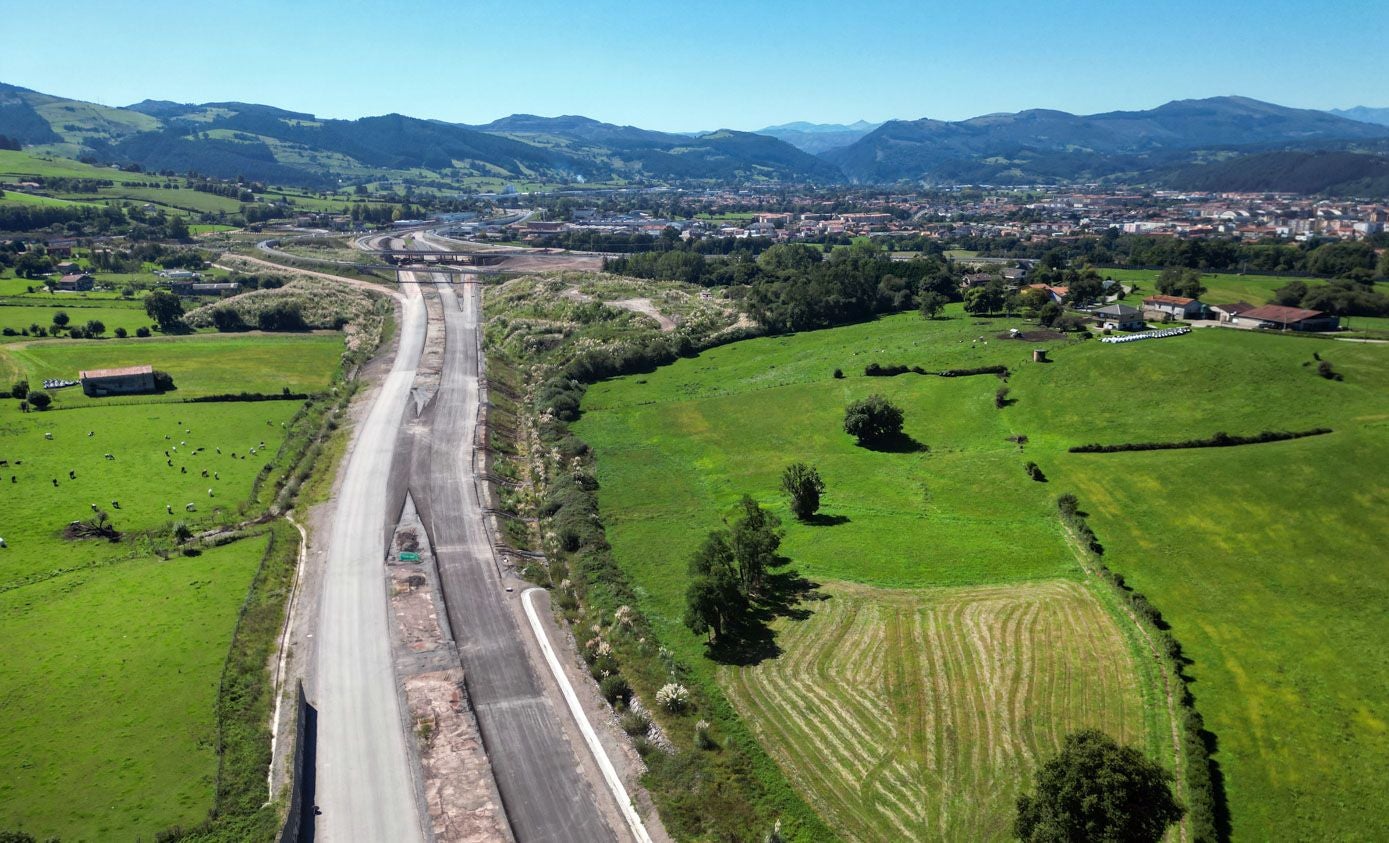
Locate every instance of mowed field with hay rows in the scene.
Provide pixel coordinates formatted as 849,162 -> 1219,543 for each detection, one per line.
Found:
724,580 -> 1157,841
574,306 -> 1389,839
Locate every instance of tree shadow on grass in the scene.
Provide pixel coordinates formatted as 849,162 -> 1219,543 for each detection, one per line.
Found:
858,433 -> 928,454
804,512 -> 850,527
706,561 -> 828,667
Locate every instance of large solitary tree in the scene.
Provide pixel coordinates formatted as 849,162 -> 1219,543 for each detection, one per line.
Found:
1014,730 -> 1184,843
843,394 -> 904,447
144,290 -> 184,330
781,462 -> 825,521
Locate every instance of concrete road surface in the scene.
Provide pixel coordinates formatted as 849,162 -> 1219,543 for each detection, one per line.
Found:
409,279 -> 616,842
313,279 -> 427,843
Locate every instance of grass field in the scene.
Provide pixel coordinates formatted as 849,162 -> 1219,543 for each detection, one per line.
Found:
724,580 -> 1155,841
0,536 -> 268,841
0,333 -> 343,405
574,306 -> 1389,838
0,304 -> 156,343
574,307 -> 1174,838
0,400 -> 301,586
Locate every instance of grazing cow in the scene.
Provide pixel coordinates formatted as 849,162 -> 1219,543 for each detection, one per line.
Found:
207,488 -> 213,497
44,433 -> 53,440
181,467 -> 187,474
90,503 -> 98,511
166,505 -> 173,514
216,448 -> 222,455
68,470 -> 76,479
213,472 -> 219,480
201,469 -> 208,478
87,431 -> 94,437
185,503 -> 196,512
111,501 -> 120,509
104,453 -> 114,460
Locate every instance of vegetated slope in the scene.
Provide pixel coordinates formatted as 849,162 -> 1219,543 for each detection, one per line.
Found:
1166,150 -> 1389,196
0,84 -> 841,186
724,580 -> 1153,842
828,96 -> 1389,183
478,113 -> 845,182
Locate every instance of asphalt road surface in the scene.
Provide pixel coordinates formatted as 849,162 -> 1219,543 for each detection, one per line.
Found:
409,278 -> 615,842
313,279 -> 427,843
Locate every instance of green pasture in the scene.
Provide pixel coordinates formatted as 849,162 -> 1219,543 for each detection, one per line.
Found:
0,304 -> 156,343
0,333 -> 343,405
0,400 -> 301,586
1050,428 -> 1389,840
1100,267 -> 1300,305
575,306 -> 1389,838
0,190 -> 97,208
0,535 -> 268,842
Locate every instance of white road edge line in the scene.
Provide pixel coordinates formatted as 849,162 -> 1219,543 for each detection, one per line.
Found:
521,587 -> 653,843
267,512 -> 310,803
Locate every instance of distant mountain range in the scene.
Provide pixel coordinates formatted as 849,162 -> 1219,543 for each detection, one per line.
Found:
754,120 -> 881,155
3,83 -> 1388,195
826,97 -> 1389,184
0,83 -> 838,187
1327,106 -> 1389,127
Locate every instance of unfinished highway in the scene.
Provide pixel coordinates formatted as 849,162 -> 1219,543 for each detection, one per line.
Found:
310,236 -> 624,841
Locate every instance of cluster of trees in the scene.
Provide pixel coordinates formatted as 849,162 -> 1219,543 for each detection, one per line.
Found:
960,231 -> 1389,281
683,496 -> 782,643
742,243 -> 961,332
0,202 -> 127,235
1273,277 -> 1389,316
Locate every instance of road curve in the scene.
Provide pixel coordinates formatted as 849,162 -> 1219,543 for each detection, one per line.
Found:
313,278 -> 427,843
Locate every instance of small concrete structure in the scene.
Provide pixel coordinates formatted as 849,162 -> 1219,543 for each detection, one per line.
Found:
79,364 -> 156,397
1033,349 -> 1049,363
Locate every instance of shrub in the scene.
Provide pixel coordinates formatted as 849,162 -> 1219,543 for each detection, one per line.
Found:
694,719 -> 716,750
114,326 -> 128,338
995,386 -> 1011,408
655,682 -> 690,713
1317,360 -> 1343,381
599,674 -> 632,706
10,379 -> 28,399
1069,428 -> 1332,453
832,367 -> 844,379
864,362 -> 910,377
212,308 -> 247,332
620,710 -> 651,737
136,326 -> 151,338
26,390 -> 51,410
780,462 -> 825,521
1025,461 -> 1047,482
152,370 -> 176,391
843,394 -> 904,446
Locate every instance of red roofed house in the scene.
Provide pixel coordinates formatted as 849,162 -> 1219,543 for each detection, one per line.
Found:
80,365 -> 156,397
1241,305 -> 1340,332
1142,294 -> 1203,320
1026,283 -> 1069,304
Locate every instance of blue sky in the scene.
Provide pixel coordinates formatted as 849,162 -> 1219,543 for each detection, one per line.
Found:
3,0 -> 1385,131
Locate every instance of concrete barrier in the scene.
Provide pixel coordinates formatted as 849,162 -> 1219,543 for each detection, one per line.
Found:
278,682 -> 318,843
